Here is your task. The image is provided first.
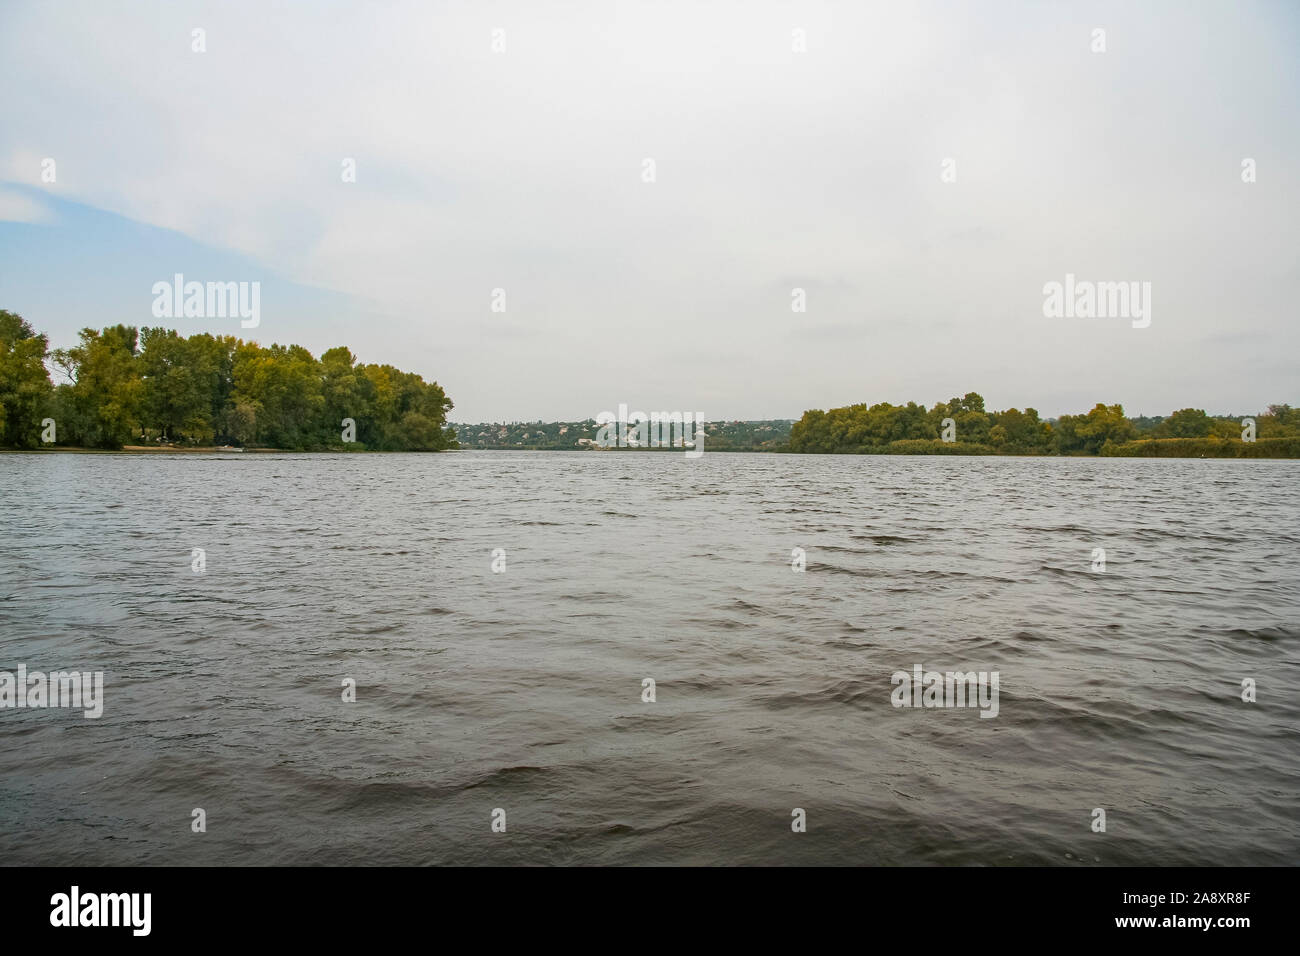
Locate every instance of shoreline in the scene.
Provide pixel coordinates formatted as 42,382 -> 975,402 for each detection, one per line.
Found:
4,446 -> 1299,460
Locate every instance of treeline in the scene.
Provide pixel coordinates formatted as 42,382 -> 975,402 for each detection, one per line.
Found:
788,392 -> 1300,457
0,309 -> 456,450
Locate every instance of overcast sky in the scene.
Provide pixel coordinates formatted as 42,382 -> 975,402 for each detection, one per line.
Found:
1,0 -> 1297,421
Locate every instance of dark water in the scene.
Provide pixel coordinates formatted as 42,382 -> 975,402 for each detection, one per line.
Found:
0,451 -> 1296,866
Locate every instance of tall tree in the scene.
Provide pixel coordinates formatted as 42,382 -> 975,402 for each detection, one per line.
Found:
0,310 -> 53,448
50,325 -> 143,448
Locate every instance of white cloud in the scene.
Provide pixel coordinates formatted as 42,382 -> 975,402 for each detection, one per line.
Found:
0,187 -> 52,224
1,0 -> 1297,419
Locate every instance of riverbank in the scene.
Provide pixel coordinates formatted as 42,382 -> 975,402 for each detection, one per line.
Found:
1,445 -> 455,454
5,442 -> 1300,458
2,445 -> 253,454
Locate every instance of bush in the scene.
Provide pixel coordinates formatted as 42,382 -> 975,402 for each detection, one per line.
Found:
1100,437 -> 1300,458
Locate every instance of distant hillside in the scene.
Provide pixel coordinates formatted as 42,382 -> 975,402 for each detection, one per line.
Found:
451,419 -> 794,451
452,402 -> 1300,457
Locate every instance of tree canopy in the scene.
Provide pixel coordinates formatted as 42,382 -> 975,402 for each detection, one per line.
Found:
789,393 -> 1299,456
1,311 -> 456,450
0,310 -> 54,449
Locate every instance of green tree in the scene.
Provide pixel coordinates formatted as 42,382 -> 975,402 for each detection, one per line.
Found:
139,328 -> 225,443
1057,403 -> 1135,455
0,310 -> 53,447
230,343 -> 324,448
990,407 -> 1051,452
1160,408 -> 1212,438
50,325 -> 143,448
320,346 -> 369,445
